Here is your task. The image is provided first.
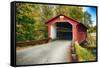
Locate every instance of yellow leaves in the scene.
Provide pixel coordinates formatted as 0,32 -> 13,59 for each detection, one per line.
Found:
16,24 -> 22,28
87,33 -> 96,48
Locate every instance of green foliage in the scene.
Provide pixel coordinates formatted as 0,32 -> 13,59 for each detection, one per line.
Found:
68,7 -> 84,22
82,11 -> 93,27
55,6 -> 92,27
75,42 -> 96,61
40,5 -> 54,23
88,25 -> 96,33
16,3 -> 93,42
55,5 -> 70,16
16,3 -> 39,41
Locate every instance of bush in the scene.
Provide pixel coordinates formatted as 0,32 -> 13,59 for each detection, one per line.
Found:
75,42 -> 96,61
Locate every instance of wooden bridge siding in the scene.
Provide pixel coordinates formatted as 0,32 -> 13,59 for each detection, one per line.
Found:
76,25 -> 87,43
47,16 -> 78,41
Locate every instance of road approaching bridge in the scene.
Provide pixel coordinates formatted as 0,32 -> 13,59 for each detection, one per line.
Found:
16,40 -> 71,65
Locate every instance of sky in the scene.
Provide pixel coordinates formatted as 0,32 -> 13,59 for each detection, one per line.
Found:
83,7 -> 97,26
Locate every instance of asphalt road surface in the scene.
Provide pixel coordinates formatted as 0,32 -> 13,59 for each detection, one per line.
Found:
16,40 -> 71,65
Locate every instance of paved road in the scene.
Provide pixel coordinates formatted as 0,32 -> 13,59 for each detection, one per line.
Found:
16,40 -> 71,65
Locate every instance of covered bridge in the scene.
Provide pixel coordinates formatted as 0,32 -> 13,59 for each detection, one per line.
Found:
46,14 -> 87,43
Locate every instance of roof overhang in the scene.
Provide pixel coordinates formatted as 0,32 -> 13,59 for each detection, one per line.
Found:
45,14 -> 79,24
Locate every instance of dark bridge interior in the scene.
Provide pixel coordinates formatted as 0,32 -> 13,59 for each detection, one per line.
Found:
56,22 -> 72,40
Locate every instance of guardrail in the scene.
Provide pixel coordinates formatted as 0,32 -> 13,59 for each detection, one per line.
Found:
72,42 -> 78,62
16,39 -> 49,47
70,41 -> 78,62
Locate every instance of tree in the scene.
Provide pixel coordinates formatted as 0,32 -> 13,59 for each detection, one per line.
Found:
16,3 -> 93,41
40,5 -> 53,23
16,3 -> 40,41
82,11 -> 92,27
68,7 -> 84,23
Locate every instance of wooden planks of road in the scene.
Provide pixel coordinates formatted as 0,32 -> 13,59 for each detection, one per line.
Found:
16,40 -> 72,65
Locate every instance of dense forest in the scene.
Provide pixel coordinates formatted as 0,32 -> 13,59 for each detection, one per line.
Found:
16,3 -> 94,42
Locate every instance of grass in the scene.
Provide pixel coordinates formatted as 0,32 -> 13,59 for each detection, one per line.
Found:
86,33 -> 96,48
74,42 -> 96,62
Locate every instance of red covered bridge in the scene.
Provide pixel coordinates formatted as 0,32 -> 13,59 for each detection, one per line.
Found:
46,14 -> 87,43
